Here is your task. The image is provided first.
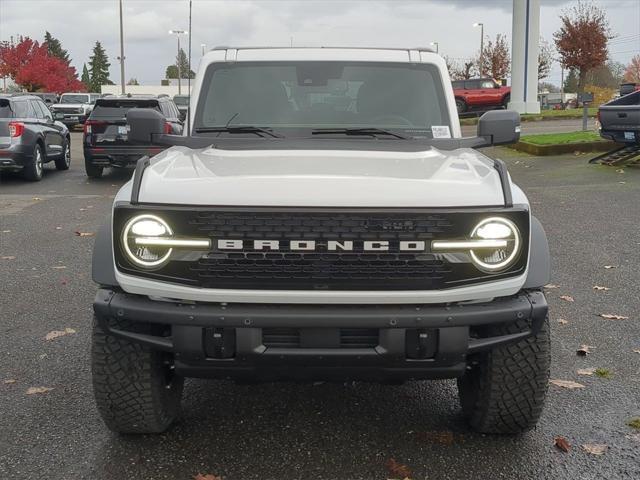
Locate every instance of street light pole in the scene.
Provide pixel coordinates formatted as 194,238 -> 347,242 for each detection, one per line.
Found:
474,22 -> 484,77
430,41 -> 439,54
169,30 -> 188,95
118,0 -> 126,95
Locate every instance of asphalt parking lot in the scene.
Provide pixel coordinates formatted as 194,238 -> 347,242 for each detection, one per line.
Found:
1,132 -> 639,480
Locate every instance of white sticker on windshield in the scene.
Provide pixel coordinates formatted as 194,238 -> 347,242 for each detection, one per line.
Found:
431,126 -> 451,139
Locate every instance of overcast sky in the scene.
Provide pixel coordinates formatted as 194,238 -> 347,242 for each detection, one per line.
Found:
1,0 -> 638,87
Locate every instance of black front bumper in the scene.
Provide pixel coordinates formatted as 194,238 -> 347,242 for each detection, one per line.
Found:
93,289 -> 547,382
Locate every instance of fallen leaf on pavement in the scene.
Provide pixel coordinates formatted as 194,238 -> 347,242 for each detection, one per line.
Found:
4,379 -> 17,384
559,295 -> 574,302
544,284 -> 560,289
604,265 -> 617,269
557,318 -> 569,325
550,379 -> 585,389
592,286 -> 610,291
633,349 -> 640,354
599,313 -> 628,320
32,197 -> 41,201
577,368 -> 596,376
2,230 -> 11,233
384,458 -> 412,479
193,474 -> 222,480
616,169 -> 625,174
55,226 -> 62,230
26,386 -> 53,395
1,256 -> 15,260
582,444 -> 607,455
626,433 -> 640,442
554,436 -> 571,453
74,231 -> 95,237
415,430 -> 464,445
52,265 -> 67,269
577,345 -> 594,356
45,328 -> 76,341
627,418 -> 640,430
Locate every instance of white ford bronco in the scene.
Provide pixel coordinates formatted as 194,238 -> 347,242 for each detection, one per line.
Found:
91,47 -> 551,435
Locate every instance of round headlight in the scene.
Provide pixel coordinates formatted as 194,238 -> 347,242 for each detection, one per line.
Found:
122,214 -> 173,268
469,217 -> 521,272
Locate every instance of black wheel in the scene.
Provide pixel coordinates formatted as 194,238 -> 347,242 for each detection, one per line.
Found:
84,156 -> 104,178
457,313 -> 550,434
23,143 -> 44,181
91,316 -> 184,434
455,99 -> 467,114
502,94 -> 511,109
54,138 -> 71,170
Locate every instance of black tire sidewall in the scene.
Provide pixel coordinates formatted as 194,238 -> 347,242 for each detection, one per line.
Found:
84,156 -> 104,178
54,139 -> 71,170
24,143 -> 44,181
456,99 -> 467,113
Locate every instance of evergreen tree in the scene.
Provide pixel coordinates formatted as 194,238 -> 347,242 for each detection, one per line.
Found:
44,31 -> 70,64
126,78 -> 140,86
88,41 -> 112,92
81,63 -> 90,89
167,48 -> 195,79
563,68 -> 579,93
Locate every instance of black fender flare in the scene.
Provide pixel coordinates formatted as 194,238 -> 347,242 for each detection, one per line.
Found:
523,215 -> 551,289
92,216 -> 118,287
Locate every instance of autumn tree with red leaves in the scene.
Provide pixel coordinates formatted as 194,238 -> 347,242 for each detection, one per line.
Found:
0,37 -> 85,93
624,55 -> 640,84
553,1 -> 613,92
479,34 -> 510,80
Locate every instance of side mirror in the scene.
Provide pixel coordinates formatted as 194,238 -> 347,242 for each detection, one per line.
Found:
53,112 -> 65,121
477,110 -> 520,146
126,108 -> 166,143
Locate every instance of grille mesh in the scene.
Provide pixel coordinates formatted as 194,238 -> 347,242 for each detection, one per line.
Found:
187,212 -> 453,289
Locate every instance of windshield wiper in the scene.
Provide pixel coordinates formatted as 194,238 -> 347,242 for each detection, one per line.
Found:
311,127 -> 410,140
194,126 -> 283,138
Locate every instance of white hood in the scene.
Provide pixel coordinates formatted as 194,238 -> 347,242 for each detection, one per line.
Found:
137,146 -> 506,207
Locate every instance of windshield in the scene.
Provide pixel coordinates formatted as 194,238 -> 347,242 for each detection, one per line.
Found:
61,94 -> 89,104
194,62 -> 451,138
174,95 -> 189,106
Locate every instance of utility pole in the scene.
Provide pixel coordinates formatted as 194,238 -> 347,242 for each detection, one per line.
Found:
474,22 -> 484,77
118,0 -> 126,94
169,30 -> 188,95
430,41 -> 439,54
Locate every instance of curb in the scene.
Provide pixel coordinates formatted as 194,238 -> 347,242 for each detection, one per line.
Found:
460,114 -> 596,126
509,140 -> 623,156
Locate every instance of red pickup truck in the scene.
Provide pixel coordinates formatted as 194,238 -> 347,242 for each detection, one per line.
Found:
452,78 -> 511,114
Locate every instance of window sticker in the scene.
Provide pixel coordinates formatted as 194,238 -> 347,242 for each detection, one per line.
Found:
431,125 -> 451,139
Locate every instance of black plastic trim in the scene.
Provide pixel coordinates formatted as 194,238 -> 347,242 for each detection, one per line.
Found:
130,156 -> 150,205
492,158 -> 513,207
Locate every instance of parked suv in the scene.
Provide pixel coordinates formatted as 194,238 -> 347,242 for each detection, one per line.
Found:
83,95 -> 183,178
91,47 -> 550,435
173,94 -> 189,121
452,78 -> 511,114
50,92 -> 100,128
0,94 -> 71,181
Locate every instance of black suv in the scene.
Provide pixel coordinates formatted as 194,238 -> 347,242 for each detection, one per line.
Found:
0,94 -> 71,181
83,95 -> 183,178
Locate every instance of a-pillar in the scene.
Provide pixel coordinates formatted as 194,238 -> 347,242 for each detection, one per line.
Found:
509,0 -> 540,114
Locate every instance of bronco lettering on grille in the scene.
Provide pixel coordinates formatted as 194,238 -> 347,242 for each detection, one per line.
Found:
215,239 -> 427,252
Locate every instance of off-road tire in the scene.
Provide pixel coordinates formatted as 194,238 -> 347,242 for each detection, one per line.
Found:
85,156 -> 103,178
455,98 -> 467,113
91,316 -> 184,434
457,314 -> 550,434
23,143 -> 44,181
54,138 -> 71,170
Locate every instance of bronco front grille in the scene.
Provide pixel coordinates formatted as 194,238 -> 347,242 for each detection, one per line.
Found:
262,328 -> 379,349
113,206 -> 530,291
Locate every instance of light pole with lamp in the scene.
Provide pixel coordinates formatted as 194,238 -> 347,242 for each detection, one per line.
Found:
430,41 -> 439,54
169,29 -> 188,95
473,22 -> 484,77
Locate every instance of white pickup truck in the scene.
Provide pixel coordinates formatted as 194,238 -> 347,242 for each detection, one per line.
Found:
91,47 -> 551,435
